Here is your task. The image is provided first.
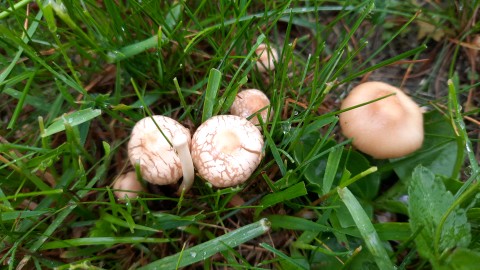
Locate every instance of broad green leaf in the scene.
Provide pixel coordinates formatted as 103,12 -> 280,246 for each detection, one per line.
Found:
443,248 -> 480,270
393,111 -> 460,179
42,108 -> 102,137
294,131 -> 379,199
341,151 -> 380,200
408,166 -> 471,261
377,111 -> 464,215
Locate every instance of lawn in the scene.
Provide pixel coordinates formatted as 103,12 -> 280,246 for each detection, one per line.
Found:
1,1 -> 479,269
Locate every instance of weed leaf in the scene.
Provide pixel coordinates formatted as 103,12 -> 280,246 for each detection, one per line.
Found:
408,166 -> 471,261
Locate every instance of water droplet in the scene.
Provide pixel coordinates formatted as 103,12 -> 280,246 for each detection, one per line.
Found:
190,252 -> 197,258
464,165 -> 473,177
281,123 -> 291,134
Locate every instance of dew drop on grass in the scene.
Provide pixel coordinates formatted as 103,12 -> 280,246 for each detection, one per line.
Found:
464,165 -> 473,177
190,252 -> 196,258
281,123 -> 291,134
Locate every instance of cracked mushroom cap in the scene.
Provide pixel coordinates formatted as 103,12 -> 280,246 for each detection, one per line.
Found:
230,89 -> 272,126
191,115 -> 264,187
339,81 -> 424,159
128,115 -> 191,185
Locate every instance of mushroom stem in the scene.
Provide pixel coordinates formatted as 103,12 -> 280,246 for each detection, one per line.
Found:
173,134 -> 195,193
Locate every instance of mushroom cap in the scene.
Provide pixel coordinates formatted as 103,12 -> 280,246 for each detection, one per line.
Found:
113,171 -> 143,200
339,81 -> 424,159
128,115 -> 191,185
230,89 -> 272,126
191,115 -> 264,187
255,43 -> 278,72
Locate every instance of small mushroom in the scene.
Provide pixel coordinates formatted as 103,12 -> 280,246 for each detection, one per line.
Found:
255,43 -> 278,72
191,115 -> 264,187
339,81 -> 424,159
230,89 -> 272,127
113,171 -> 143,200
127,115 -> 195,192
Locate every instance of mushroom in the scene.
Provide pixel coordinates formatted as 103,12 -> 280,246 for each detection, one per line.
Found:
127,115 -> 195,192
230,89 -> 272,127
255,43 -> 278,72
113,171 -> 143,200
339,81 -> 424,159
191,115 -> 264,187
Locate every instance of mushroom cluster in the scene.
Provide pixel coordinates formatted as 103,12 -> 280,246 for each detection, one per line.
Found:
122,109 -> 268,196
115,43 -> 280,198
339,81 -> 424,159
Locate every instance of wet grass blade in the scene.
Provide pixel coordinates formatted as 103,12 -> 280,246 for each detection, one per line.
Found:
41,108 -> 102,137
138,218 -> 270,270
338,187 -> 395,269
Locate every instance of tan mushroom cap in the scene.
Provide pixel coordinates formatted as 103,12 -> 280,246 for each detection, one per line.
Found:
191,115 -> 264,187
230,89 -> 272,126
255,43 -> 278,72
113,171 -> 143,200
339,81 -> 424,159
128,115 -> 191,185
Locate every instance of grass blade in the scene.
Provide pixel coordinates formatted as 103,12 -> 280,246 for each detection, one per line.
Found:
138,218 -> 271,270
260,242 -> 308,270
40,237 -> 172,250
255,182 -> 307,217
202,68 -> 222,122
338,187 -> 395,269
42,108 -> 102,137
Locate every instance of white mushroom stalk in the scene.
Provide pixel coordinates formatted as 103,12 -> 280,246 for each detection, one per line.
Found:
191,115 -> 264,187
128,115 -> 195,192
173,133 -> 195,193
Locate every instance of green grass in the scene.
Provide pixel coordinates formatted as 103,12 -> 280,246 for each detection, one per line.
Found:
1,0 -> 480,269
